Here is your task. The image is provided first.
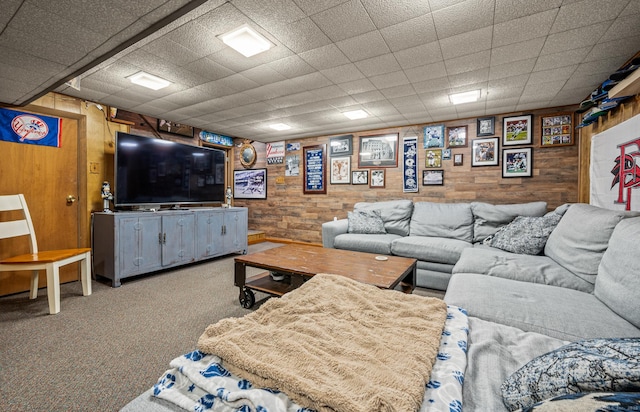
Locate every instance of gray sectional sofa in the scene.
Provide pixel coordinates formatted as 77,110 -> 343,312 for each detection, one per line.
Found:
326,200 -> 640,410
322,199 -> 550,290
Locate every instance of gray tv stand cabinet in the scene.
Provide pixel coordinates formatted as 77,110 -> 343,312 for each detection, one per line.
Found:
92,207 -> 248,287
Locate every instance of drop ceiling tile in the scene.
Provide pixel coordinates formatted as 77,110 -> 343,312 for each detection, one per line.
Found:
600,13 -> 640,42
418,91 -> 451,110
491,37 -> 546,66
394,41 -> 443,70
336,30 -> 390,62
533,47 -> 591,72
323,95 -> 359,107
267,55 -> 316,79
298,44 -> 351,70
321,63 -> 365,83
428,106 -> 458,120
550,0 -> 629,34
622,0 -> 640,15
312,85 -> 349,100
292,73 -> 334,91
311,0 -> 376,42
360,0 -> 431,29
485,98 -> 519,110
195,80 -> 237,98
404,62 -> 448,84
431,0 -> 494,39
489,58 -> 537,81
143,38 -> 203,67
0,26 -> 90,66
448,68 -> 489,88
488,74 -> 529,91
493,0 -> 562,24
292,0 -> 349,15
355,54 -> 402,77
550,88 -> 589,106
240,66 -> 288,85
0,0 -> 21,28
194,3 -> 248,35
493,9 -> 557,48
541,22 -> 610,55
389,94 -> 425,109
368,70 -> 410,89
184,57 -> 235,82
232,0 -> 306,27
439,26 -> 492,60
412,77 -> 451,94
528,65 -> 577,85
445,50 -> 491,76
350,90 -> 386,103
214,74 -> 262,92
428,0 -> 467,12
165,23 -> 225,57
585,35 -> 640,63
361,101 -> 400,116
267,17 -> 332,53
379,84 -> 416,99
572,59 -> 622,78
379,14 -> 438,52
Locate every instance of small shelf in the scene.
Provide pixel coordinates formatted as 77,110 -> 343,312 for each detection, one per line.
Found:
245,272 -> 298,296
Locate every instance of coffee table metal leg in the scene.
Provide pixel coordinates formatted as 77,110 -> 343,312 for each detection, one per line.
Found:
234,260 -> 255,308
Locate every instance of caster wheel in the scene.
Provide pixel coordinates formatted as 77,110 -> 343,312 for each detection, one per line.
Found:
239,288 -> 255,309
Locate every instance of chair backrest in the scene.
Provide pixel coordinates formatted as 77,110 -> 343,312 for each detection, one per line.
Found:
0,194 -> 38,253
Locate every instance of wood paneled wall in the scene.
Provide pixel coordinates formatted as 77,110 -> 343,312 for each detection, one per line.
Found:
233,105 -> 580,245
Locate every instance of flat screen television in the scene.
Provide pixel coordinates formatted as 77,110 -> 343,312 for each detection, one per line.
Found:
114,132 -> 226,208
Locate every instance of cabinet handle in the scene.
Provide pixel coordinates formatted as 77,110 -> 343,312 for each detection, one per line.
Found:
163,233 -> 167,244
159,233 -> 163,244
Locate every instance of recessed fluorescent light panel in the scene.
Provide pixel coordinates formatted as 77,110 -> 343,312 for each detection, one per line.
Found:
343,109 -> 368,120
127,72 -> 172,90
449,90 -> 480,105
270,123 -> 291,131
220,24 -> 273,57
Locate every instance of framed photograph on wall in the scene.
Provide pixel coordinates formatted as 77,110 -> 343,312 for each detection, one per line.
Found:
358,133 -> 398,167
370,169 -> 385,188
503,115 -> 532,145
476,116 -> 495,136
502,147 -> 532,178
453,153 -> 463,166
330,157 -> 351,184
352,170 -> 368,185
425,149 -> 442,168
423,170 -> 444,186
303,144 -> 327,194
541,112 -> 573,147
447,125 -> 467,147
233,169 -> 267,199
471,137 -> 499,166
423,125 -> 445,148
329,134 -> 353,156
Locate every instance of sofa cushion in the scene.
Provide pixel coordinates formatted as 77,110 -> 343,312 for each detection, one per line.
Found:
544,204 -> 634,286
489,214 -> 562,255
444,273 -> 640,341
347,210 -> 386,234
392,236 -> 471,265
354,199 -> 413,236
595,217 -> 640,329
409,202 -> 473,242
501,338 -> 640,411
453,247 -> 593,292
516,392 -> 640,412
333,233 -> 401,255
471,201 -> 548,242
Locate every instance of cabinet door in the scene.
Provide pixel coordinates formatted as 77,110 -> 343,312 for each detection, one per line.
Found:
195,210 -> 224,259
119,215 -> 162,276
224,209 -> 248,254
162,214 -> 196,267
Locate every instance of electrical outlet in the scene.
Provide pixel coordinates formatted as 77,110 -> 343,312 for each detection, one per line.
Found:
90,162 -> 100,174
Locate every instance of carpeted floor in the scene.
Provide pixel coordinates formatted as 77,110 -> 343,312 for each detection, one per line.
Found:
0,242 -> 443,411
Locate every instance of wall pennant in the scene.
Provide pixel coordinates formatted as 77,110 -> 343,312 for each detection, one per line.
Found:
403,136 -> 418,193
0,108 -> 62,148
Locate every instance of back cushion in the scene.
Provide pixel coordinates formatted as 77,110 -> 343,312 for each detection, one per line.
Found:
595,217 -> 640,328
410,202 -> 473,242
354,199 -> 413,236
545,204 -> 634,285
470,201 -> 548,242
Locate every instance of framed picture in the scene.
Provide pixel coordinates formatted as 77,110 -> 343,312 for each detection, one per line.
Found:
502,147 -> 532,178
352,170 -> 368,185
370,169 -> 385,188
330,157 -> 351,184
303,144 -> 327,194
442,148 -> 452,160
423,125 -> 445,148
285,154 -> 299,176
541,112 -> 574,147
423,170 -> 444,186
477,116 -> 495,136
425,149 -> 442,168
471,137 -> 499,166
329,134 -> 353,156
358,133 -> 398,167
157,119 -> 194,137
503,115 -> 532,145
453,153 -> 463,166
233,169 -> 267,199
447,125 -> 467,147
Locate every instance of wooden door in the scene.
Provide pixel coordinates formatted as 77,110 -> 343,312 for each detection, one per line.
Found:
0,113 -> 80,296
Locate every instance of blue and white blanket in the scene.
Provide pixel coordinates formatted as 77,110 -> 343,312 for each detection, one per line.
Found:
153,305 -> 469,412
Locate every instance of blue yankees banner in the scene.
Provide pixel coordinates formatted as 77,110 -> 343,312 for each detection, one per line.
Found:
0,107 -> 62,148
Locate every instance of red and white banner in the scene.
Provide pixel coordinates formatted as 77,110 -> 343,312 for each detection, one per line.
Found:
590,114 -> 640,211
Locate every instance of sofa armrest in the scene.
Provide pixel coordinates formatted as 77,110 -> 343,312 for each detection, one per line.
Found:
322,219 -> 348,248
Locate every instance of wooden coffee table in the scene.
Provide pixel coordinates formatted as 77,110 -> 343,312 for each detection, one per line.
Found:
234,244 -> 417,308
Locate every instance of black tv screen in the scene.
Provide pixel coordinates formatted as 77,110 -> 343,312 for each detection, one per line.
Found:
114,132 -> 226,207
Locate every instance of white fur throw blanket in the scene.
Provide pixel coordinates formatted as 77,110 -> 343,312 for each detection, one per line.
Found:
197,273 -> 448,412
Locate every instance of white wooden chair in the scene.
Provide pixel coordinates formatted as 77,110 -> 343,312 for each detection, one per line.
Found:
0,194 -> 91,314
